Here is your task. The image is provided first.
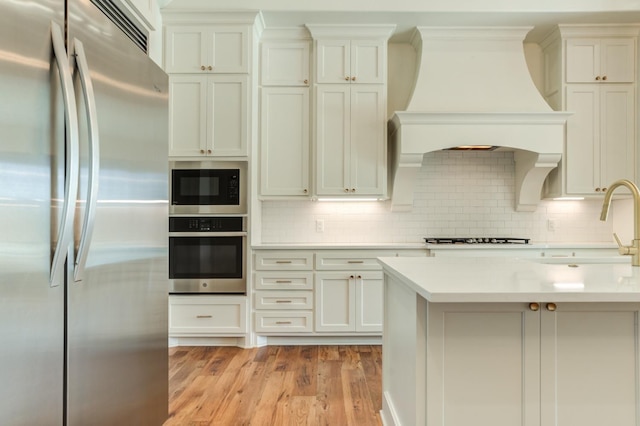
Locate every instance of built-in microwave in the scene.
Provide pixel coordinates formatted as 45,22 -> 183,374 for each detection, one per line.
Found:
169,160 -> 247,215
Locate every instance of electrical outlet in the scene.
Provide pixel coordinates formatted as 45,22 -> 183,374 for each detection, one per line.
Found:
547,219 -> 557,232
316,219 -> 324,233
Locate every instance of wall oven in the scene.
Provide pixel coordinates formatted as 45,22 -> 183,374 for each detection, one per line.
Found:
169,160 -> 247,215
169,216 -> 246,294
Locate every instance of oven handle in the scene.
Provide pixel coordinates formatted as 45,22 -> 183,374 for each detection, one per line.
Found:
168,232 -> 247,238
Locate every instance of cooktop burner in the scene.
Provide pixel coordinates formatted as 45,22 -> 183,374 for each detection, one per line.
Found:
424,237 -> 530,245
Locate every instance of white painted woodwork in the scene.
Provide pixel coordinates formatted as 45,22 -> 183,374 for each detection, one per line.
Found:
259,87 -> 310,197
254,312 -> 313,333
315,39 -> 386,84
261,41 -> 310,86
565,38 -> 636,83
254,251 -> 314,271
565,84 -> 635,194
381,268 -> 640,426
315,271 -> 383,332
315,84 -> 386,196
254,291 -> 313,310
164,25 -> 249,74
315,251 -> 385,270
254,271 -> 314,290
169,74 -> 248,157
168,296 -> 247,336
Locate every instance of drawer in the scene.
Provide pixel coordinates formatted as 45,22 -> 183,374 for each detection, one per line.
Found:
169,296 -> 247,335
254,271 -> 314,290
254,251 -> 313,270
255,312 -> 313,333
254,291 -> 313,310
315,250 -> 386,270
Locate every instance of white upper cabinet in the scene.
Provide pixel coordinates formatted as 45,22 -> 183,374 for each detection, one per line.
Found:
261,41 -> 310,86
164,25 -> 249,74
315,39 -> 386,84
566,38 -> 636,83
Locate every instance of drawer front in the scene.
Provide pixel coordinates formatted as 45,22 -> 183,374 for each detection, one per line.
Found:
169,297 -> 247,334
254,251 -> 313,270
255,271 -> 314,290
315,251 -> 384,270
255,312 -> 313,333
254,291 -> 313,310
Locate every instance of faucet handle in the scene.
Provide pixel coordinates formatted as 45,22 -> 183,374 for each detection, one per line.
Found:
613,233 -> 636,255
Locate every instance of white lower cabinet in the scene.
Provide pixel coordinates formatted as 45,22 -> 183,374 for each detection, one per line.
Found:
315,271 -> 382,332
386,296 -> 640,426
168,295 -> 247,336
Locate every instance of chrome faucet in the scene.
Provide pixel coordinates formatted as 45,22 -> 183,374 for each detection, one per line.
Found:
600,179 -> 640,266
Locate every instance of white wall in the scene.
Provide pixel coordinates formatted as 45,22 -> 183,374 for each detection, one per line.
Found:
261,151 -> 620,244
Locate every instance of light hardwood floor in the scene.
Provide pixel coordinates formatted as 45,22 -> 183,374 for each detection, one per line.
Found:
164,345 -> 383,426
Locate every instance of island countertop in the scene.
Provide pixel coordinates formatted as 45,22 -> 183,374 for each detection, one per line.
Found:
377,255 -> 640,303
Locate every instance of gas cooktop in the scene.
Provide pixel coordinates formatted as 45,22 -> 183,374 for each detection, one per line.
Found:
424,237 -> 530,245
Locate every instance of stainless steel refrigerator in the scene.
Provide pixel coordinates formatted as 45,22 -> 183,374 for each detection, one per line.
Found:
0,0 -> 169,424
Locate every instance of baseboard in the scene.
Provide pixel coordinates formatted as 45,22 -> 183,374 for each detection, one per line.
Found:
381,391 -> 401,426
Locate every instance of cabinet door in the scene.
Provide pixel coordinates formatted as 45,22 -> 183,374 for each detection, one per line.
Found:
540,303 -> 640,426
350,85 -> 386,195
426,303 -> 541,426
315,272 -> 355,332
316,85 -> 350,195
260,87 -> 310,197
351,39 -> 386,84
168,75 -> 208,157
207,75 -> 248,156
164,26 -> 209,73
355,271 -> 383,332
261,41 -> 310,86
565,85 -> 600,194
209,26 -> 249,74
315,39 -> 351,84
600,84 -> 635,187
600,38 -> 636,83
565,38 -> 600,83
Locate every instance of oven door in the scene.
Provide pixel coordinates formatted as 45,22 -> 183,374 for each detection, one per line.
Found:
169,232 -> 246,294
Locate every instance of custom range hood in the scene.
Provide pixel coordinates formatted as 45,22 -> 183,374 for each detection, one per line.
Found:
388,26 -> 572,212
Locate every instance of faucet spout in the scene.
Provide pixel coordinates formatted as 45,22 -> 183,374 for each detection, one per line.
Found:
600,179 -> 640,266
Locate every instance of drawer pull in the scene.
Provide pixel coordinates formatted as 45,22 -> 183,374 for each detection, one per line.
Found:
275,300 -> 292,303
196,315 -> 212,319
275,280 -> 292,283
276,321 -> 292,325
347,260 -> 364,264
276,260 -> 292,264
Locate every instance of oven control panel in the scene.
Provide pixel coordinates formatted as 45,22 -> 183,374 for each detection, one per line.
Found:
169,216 -> 244,232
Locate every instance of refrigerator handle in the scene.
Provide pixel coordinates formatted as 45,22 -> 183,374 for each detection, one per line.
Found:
72,39 -> 100,283
50,22 -> 80,288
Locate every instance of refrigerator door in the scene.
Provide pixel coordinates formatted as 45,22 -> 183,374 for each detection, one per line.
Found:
66,1 -> 169,425
0,1 -> 67,425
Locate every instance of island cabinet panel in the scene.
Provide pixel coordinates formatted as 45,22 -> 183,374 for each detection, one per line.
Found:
382,274 -> 640,426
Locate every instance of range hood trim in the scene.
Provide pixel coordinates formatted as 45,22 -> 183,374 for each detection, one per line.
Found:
388,111 -> 572,212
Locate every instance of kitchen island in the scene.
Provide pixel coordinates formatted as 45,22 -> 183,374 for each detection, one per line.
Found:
378,256 -> 640,426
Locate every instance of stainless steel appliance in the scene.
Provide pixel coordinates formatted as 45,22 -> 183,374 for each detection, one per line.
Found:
424,237 -> 530,244
169,217 -> 247,294
0,1 -> 169,424
169,160 -> 247,215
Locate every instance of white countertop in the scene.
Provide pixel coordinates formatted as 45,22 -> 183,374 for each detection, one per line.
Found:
252,243 -> 427,250
378,255 -> 640,303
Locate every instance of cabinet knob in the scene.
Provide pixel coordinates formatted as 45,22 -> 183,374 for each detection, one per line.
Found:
351,76 -> 356,81
595,187 -> 601,192
304,79 -> 308,85
546,303 -> 557,312
201,65 -> 206,71
595,76 -> 601,81
344,188 -> 349,192
207,149 -> 212,154
200,149 -> 205,154
208,66 -> 213,71
602,75 -> 607,81
351,188 -> 356,192
602,187 -> 607,192
345,76 -> 350,81
303,189 -> 308,194
350,275 -> 355,279
529,302 -> 540,311
357,275 -> 362,279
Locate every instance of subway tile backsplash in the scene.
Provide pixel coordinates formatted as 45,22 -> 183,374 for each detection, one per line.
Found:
261,151 -> 614,244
